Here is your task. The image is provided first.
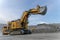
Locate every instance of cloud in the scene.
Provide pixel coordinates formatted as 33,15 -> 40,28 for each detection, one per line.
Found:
0,0 -> 60,24
0,8 -> 23,23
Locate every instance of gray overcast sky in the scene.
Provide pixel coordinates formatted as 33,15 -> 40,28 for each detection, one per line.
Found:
0,0 -> 60,25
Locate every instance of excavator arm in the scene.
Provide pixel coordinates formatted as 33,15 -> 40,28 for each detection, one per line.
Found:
20,5 -> 47,29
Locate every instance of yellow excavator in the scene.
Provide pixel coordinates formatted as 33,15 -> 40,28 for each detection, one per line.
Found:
2,5 -> 47,35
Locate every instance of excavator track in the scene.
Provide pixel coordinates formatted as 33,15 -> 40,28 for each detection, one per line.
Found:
9,30 -> 31,35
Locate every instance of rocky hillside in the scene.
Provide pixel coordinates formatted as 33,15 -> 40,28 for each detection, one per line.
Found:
29,23 -> 60,33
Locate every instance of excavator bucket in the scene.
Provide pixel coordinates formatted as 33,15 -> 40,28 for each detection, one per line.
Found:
29,5 -> 47,15
39,6 -> 47,15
